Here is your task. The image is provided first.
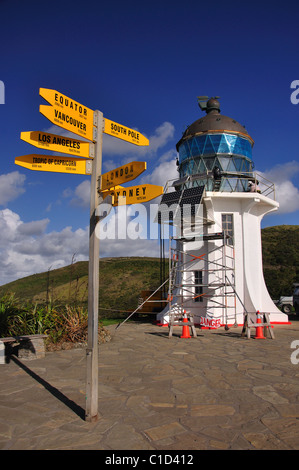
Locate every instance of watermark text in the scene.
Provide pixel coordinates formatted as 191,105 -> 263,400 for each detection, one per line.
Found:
95,201 -> 204,241
0,81 -> 4,104
290,340 -> 299,364
290,80 -> 299,104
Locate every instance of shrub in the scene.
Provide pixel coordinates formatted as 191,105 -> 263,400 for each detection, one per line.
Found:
0,293 -> 110,348
0,293 -> 23,337
50,305 -> 88,344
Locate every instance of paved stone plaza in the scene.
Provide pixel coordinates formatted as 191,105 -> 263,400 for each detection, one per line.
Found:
1,320 -> 299,450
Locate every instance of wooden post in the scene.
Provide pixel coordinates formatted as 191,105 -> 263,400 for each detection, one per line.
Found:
85,110 -> 103,422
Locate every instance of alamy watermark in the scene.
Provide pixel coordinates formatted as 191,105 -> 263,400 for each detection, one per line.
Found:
290,82 -> 299,363
95,201 -> 205,241
290,340 -> 299,364
290,80 -> 299,104
0,81 -> 4,104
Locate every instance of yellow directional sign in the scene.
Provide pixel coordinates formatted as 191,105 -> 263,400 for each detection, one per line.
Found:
100,185 -> 123,203
39,105 -> 95,142
99,161 -> 147,191
20,131 -> 94,158
39,88 -> 95,141
15,154 -> 92,175
104,118 -> 149,146
109,184 -> 164,206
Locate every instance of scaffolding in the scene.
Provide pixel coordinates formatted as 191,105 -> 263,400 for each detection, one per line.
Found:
151,179 -> 238,327
134,179 -> 240,325
167,230 -> 237,328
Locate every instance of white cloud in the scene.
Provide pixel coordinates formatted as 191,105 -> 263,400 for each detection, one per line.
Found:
0,204 -> 160,286
148,122 -> 175,153
102,121 -> 175,158
62,187 -> 73,198
0,171 -> 26,206
102,158 -> 118,172
0,209 -> 22,242
0,208 -> 89,285
96,205 -> 160,258
274,181 -> 299,213
62,180 -> 91,208
259,160 -> 299,214
100,237 -> 159,259
70,180 -> 91,208
141,152 -> 178,187
17,218 -> 50,236
0,206 -> 160,286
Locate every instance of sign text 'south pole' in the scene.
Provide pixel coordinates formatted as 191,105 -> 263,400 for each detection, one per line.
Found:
85,110 -> 103,422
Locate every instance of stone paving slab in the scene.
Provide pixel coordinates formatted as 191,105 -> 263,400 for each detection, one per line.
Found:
1,320 -> 299,450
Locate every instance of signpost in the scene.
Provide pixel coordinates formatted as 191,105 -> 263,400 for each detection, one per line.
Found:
107,183 -> 164,206
20,131 -> 94,158
100,161 -> 146,191
85,110 -> 103,422
39,105 -> 95,141
103,118 -> 149,146
15,87 -> 155,423
39,88 -> 95,141
15,154 -> 92,175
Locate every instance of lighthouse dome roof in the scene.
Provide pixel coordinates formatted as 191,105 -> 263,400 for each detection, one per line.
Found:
176,98 -> 254,150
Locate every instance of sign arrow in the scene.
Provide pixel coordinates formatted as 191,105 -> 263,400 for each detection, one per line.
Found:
39,105 -> 95,142
15,154 -> 92,175
108,183 -> 164,206
99,161 -> 147,191
103,118 -> 149,146
20,131 -> 94,158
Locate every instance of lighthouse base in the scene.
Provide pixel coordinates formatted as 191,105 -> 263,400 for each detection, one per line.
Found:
157,191 -> 290,328
157,306 -> 290,329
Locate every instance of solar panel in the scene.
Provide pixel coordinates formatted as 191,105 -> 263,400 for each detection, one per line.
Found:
156,186 -> 205,224
179,186 -> 205,204
160,190 -> 181,206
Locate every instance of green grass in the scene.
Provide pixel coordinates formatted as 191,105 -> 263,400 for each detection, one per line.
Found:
101,318 -> 124,326
0,257 -> 169,319
0,261 -> 89,301
261,225 -> 299,298
0,224 -> 298,318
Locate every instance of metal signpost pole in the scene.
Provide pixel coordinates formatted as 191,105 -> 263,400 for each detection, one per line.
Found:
85,110 -> 103,422
16,88 -> 152,422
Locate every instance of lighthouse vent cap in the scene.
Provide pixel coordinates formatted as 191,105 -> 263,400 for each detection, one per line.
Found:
206,98 -> 220,114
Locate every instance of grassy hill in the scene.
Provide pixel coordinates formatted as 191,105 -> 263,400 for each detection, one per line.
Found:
261,225 -> 299,299
0,225 -> 298,317
0,257 -> 168,319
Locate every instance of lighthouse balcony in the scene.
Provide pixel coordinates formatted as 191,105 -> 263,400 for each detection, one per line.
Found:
171,171 -> 276,200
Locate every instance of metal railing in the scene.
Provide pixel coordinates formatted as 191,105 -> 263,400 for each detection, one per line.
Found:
162,171 -> 276,200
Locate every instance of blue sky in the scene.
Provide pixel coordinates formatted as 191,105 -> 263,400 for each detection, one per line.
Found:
0,0 -> 298,284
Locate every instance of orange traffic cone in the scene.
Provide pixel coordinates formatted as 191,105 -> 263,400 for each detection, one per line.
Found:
181,312 -> 191,339
255,311 -> 266,339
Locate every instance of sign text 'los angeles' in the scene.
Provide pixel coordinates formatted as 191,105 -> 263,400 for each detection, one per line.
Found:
21,131 -> 94,158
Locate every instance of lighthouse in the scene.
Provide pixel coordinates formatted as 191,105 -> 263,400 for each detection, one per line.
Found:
157,97 -> 288,327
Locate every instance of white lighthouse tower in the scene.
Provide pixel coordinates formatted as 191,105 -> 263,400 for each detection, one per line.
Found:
157,97 -> 288,328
